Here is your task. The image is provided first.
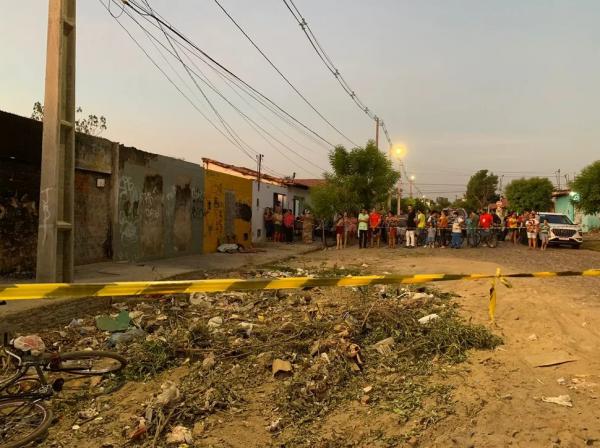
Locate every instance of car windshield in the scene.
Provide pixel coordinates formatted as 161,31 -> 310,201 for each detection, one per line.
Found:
539,214 -> 574,225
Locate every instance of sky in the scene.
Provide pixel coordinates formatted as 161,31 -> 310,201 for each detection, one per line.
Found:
2,0 -> 600,199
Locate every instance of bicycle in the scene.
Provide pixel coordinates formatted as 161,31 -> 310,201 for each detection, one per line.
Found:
0,337 -> 126,448
467,227 -> 498,248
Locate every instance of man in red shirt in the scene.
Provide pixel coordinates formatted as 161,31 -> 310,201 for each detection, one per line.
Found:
369,208 -> 382,248
478,210 -> 494,246
283,209 -> 295,243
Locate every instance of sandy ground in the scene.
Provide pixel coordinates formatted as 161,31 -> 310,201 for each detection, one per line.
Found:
291,243 -> 600,447
8,241 -> 600,448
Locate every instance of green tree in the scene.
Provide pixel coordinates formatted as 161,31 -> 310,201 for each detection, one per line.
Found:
435,197 -> 451,209
31,101 -> 108,136
571,160 -> 600,214
505,177 -> 554,212
400,197 -> 429,212
327,140 -> 400,210
465,169 -> 499,211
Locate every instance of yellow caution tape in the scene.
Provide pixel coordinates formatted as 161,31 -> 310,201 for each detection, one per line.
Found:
0,269 -> 598,302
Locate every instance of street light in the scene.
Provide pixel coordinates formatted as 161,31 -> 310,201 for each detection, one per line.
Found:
389,144 -> 408,215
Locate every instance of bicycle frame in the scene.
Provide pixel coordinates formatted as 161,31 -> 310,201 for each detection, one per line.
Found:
0,349 -> 54,400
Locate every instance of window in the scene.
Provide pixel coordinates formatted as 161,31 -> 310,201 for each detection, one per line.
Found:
273,193 -> 287,210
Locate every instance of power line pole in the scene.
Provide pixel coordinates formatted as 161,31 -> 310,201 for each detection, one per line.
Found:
256,154 -> 263,191
375,117 -> 379,149
36,0 -> 76,283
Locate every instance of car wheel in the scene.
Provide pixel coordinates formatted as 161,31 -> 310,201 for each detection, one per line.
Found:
572,243 -> 581,249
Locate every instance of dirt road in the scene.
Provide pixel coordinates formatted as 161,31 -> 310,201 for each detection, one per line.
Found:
6,243 -> 600,447
293,243 -> 600,447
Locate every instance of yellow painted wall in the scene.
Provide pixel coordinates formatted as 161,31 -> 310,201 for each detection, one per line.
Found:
203,169 -> 253,252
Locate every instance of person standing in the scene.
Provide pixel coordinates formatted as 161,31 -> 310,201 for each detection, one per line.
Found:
369,208 -> 382,248
466,211 -> 478,247
437,210 -> 449,248
358,208 -> 369,249
283,209 -> 295,243
301,209 -> 314,243
451,212 -> 464,248
406,205 -> 416,248
416,209 -> 426,246
386,211 -> 398,248
539,218 -> 550,250
507,212 -> 518,245
273,206 -> 283,243
347,212 -> 357,246
478,209 -> 493,247
335,213 -> 346,250
525,212 -> 539,249
263,207 -> 274,241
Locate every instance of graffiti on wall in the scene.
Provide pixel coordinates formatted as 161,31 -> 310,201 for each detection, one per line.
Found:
191,186 -> 205,219
119,175 -> 140,243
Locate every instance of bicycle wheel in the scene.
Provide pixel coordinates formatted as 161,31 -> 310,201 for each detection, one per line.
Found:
47,351 -> 126,376
0,399 -> 52,448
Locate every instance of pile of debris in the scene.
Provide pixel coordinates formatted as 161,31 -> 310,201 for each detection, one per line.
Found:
2,267 -> 502,447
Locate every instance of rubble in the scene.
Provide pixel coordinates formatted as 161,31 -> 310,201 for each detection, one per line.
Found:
4,265 -> 503,447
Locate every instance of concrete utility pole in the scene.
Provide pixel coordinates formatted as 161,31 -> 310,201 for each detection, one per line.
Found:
375,117 -> 380,149
256,154 -> 263,191
36,0 -> 76,282
397,176 -> 402,215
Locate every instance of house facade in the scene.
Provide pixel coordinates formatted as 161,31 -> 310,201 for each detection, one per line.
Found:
552,190 -> 600,233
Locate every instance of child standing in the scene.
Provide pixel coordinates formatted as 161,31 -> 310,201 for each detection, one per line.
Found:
539,218 -> 550,251
426,222 -> 436,248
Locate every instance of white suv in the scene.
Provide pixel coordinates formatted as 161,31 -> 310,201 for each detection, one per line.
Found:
537,212 -> 583,248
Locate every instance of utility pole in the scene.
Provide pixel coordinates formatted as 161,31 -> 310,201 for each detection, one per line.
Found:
36,0 -> 76,283
555,169 -> 561,190
375,117 -> 379,149
397,175 -> 402,215
256,154 -> 263,191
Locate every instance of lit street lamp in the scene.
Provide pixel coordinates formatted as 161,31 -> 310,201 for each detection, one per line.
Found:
389,144 -> 407,215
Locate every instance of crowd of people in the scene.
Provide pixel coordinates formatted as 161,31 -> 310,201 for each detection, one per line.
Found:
263,205 -> 553,251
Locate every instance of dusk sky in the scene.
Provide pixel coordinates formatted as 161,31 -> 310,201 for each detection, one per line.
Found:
2,1 -> 600,199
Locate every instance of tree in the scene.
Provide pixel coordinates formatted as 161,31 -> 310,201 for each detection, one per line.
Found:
327,140 -> 400,210
505,177 -> 554,212
435,197 -> 451,209
31,101 -> 108,136
400,197 -> 429,212
571,160 -> 600,215
465,169 -> 499,211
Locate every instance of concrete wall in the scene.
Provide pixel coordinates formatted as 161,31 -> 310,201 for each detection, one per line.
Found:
115,145 -> 204,261
204,170 -> 252,251
0,110 -> 116,275
251,181 -> 288,242
0,110 -> 206,275
288,185 -> 310,216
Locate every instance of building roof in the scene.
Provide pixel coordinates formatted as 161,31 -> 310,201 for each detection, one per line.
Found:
293,178 -> 326,188
202,158 -> 310,189
552,189 -> 571,198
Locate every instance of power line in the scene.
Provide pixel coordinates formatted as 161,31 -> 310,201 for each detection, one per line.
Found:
99,0 -> 287,177
118,2 -> 326,175
212,0 -> 359,147
123,0 -> 338,149
282,0 -> 394,147
126,2 -> 332,152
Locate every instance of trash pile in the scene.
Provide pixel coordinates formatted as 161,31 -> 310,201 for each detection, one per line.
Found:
3,267 -> 502,447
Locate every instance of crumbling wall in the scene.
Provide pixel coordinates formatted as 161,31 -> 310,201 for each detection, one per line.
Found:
203,169 -> 252,252
115,145 -> 203,261
0,110 -> 115,275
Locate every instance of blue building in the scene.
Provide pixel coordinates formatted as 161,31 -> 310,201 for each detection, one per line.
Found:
552,190 -> 600,233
